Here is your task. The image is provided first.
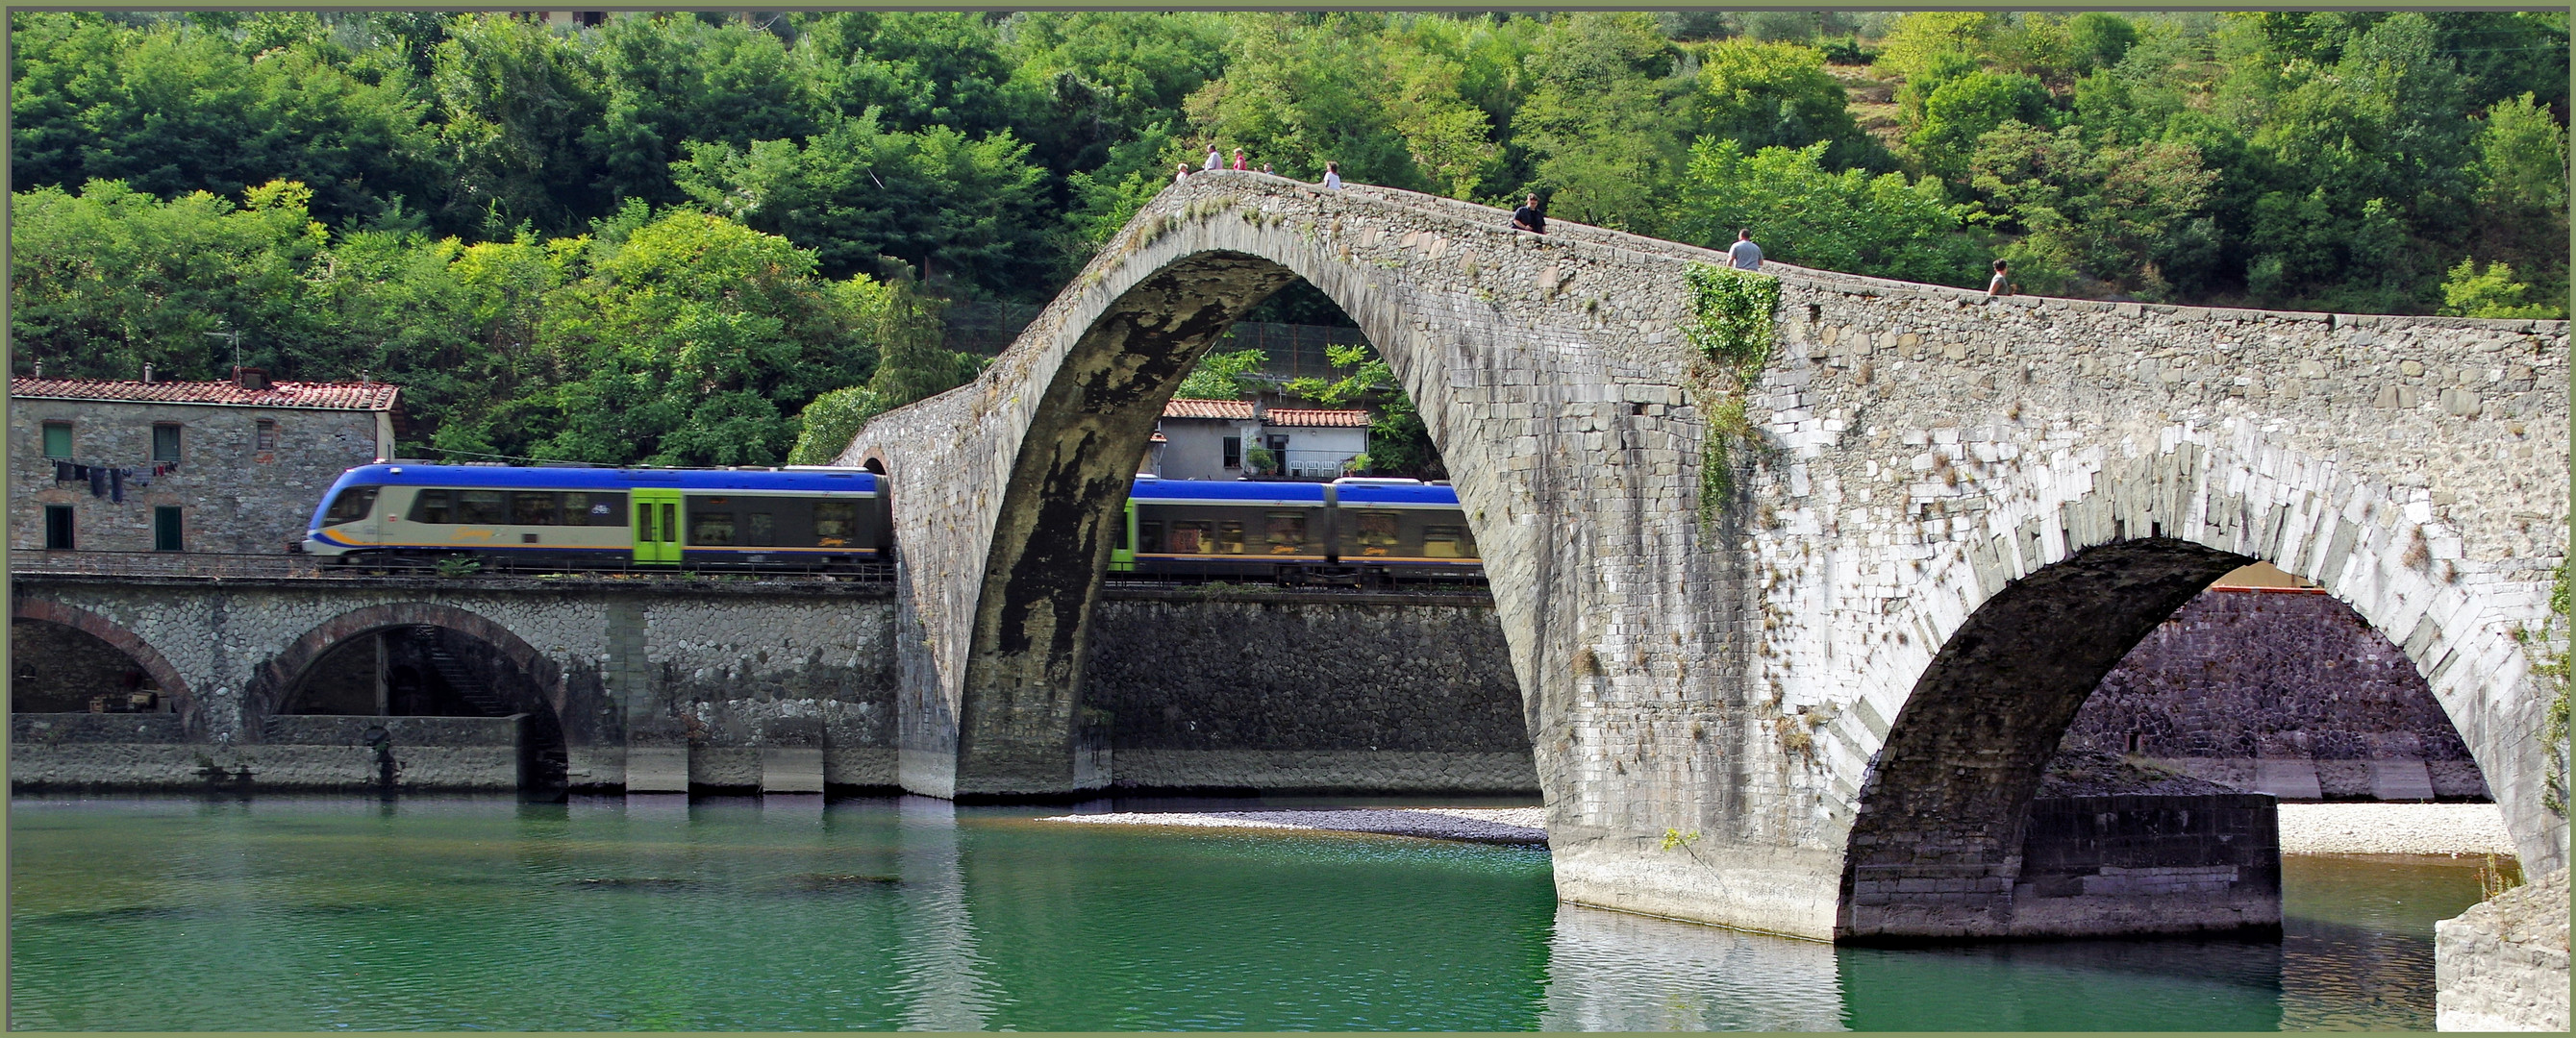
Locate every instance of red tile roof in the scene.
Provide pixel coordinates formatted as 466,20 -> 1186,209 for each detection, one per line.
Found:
1162,397 -> 1370,428
10,377 -> 400,411
1163,397 -> 1255,420
1265,408 -> 1371,428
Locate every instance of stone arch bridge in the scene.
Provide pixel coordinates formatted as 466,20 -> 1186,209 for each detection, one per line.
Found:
838,170 -> 2568,939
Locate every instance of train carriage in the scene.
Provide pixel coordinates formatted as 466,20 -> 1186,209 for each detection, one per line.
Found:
304,464 -> 890,569
1112,476 -> 1481,582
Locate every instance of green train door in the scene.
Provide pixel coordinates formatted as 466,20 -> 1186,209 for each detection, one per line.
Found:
632,489 -> 683,565
1109,500 -> 1138,572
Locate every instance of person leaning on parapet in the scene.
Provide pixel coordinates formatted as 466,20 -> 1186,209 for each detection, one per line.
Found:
1204,145 -> 1223,172
1320,161 -> 1342,190
1727,228 -> 1763,271
1175,161 -> 1192,185
1512,193 -> 1546,234
1986,260 -> 2013,299
1232,147 -> 1249,171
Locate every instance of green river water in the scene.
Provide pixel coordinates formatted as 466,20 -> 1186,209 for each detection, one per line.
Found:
7,794 -> 2494,1031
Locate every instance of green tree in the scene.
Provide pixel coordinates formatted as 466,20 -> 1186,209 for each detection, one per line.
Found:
1174,347 -> 1269,401
1513,12 -> 1694,233
787,275 -> 986,464
2439,259 -> 2564,320
1673,139 -> 1985,287
1969,123 -> 2218,299
585,12 -> 827,207
1903,69 -> 2053,185
1285,344 -> 1440,479
675,111 -> 1052,294
9,179 -> 331,381
430,12 -> 611,235
1691,39 -> 1877,170
9,12 -> 446,231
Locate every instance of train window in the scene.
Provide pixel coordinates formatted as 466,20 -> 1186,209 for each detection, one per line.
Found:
813,501 -> 855,546
1265,512 -> 1307,554
512,491 -> 562,526
1423,526 -> 1471,558
323,485 -> 380,526
1138,522 -> 1163,554
746,512 -> 776,546
1214,521 -> 1246,555
455,490 -> 507,525
409,489 -> 452,524
691,512 -> 736,546
563,492 -> 627,526
1167,521 -> 1211,554
1353,511 -> 1402,556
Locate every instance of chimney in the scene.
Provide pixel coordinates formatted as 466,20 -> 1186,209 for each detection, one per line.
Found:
235,366 -> 267,391
31,360 -> 41,378
141,363 -> 153,383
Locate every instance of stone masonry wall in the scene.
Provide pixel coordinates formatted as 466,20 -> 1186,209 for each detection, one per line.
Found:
8,398 -> 383,554
2436,867 -> 2570,1031
2068,586 -> 2487,800
1086,588 -> 1536,793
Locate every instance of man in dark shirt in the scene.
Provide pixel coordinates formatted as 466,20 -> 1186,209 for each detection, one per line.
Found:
1512,193 -> 1545,235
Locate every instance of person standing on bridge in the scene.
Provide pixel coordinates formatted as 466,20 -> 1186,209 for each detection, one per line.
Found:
1205,145 -> 1223,172
1321,161 -> 1342,190
1232,147 -> 1249,171
1987,259 -> 2013,298
1727,229 -> 1763,271
1512,194 -> 1546,235
1176,161 -> 1192,185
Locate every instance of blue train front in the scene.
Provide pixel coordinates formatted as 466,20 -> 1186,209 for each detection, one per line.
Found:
303,464 -> 891,568
305,466 -> 1480,581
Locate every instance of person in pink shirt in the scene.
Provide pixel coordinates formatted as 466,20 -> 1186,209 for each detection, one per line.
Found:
1232,148 -> 1248,171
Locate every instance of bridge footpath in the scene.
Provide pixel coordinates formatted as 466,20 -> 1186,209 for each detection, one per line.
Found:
835,169 -> 2567,938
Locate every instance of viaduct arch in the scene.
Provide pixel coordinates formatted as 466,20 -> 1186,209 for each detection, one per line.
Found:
12,598 -> 201,731
245,602 -> 569,725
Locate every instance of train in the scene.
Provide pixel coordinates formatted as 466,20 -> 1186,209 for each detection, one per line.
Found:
304,465 -> 1483,581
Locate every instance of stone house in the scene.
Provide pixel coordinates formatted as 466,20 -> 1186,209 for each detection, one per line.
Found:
1148,397 -> 1370,481
10,370 -> 399,555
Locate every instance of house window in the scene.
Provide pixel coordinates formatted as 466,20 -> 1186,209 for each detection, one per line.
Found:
44,506 -> 74,550
152,424 -> 182,462
255,419 -> 279,452
41,422 -> 72,458
1222,436 -> 1241,469
153,507 -> 183,552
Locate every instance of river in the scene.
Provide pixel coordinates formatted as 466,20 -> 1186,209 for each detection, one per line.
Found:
6,794 -> 2495,1030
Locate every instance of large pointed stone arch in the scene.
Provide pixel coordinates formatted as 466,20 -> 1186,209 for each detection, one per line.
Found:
842,170 -> 2567,937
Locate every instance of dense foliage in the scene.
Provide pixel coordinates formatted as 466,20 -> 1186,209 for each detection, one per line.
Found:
13,11 -> 2565,465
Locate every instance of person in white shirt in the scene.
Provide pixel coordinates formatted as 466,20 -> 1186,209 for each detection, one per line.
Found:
1727,229 -> 1763,271
1204,146 -> 1222,172
1175,161 -> 1191,185
1321,161 -> 1342,190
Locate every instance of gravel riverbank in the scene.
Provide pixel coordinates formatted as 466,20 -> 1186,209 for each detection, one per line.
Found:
1043,803 -> 2515,858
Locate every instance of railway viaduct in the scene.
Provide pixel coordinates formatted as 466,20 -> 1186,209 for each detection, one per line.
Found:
836,170 -> 2569,939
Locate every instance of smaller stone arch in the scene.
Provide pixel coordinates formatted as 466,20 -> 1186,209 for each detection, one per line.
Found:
12,598 -> 201,733
247,603 -> 566,728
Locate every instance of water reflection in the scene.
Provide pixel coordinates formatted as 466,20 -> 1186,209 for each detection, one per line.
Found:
891,796 -> 997,1031
1539,904 -> 1845,1031
4,795 -> 2490,1031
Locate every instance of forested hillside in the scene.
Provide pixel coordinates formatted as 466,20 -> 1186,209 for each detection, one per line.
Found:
12,11 -> 2565,466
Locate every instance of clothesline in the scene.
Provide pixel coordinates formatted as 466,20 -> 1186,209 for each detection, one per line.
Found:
50,459 -> 179,504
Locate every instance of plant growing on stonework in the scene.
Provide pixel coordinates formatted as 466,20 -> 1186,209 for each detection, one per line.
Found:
436,556 -> 484,579
2535,561 -> 2571,817
1681,261 -> 1781,518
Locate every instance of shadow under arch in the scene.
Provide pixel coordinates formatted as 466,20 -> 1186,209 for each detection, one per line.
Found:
247,603 -> 569,794
929,243 -> 1488,796
1836,537 -> 2252,939
11,598 -> 201,732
